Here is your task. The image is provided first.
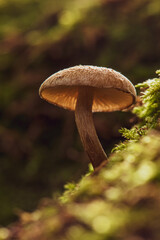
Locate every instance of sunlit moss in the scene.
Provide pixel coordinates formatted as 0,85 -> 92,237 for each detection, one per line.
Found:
104,187 -> 122,201
101,164 -> 122,182
125,154 -> 136,163
134,161 -> 157,185
69,199 -> 129,237
92,215 -> 111,234
92,208 -> 128,236
72,200 -> 108,222
73,177 -> 103,200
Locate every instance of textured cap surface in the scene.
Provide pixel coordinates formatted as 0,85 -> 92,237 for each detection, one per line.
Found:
39,65 -> 136,112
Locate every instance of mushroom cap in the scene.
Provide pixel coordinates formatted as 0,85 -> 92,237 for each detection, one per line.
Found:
39,65 -> 136,112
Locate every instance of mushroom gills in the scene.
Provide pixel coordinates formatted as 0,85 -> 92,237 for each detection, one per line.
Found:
41,86 -> 134,112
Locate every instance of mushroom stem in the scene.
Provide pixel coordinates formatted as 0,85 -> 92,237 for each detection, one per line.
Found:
75,87 -> 108,170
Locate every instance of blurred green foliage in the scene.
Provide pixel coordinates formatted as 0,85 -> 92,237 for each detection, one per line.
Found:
0,0 -> 160,225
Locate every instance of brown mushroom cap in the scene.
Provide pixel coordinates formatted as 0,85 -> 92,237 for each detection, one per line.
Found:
39,65 -> 136,112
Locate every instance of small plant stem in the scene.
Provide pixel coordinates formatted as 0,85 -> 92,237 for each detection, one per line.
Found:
75,87 -> 108,170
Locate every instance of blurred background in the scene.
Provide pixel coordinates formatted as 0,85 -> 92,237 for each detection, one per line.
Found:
0,0 -> 160,225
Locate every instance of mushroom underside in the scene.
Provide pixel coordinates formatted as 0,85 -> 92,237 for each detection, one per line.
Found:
40,86 -> 134,112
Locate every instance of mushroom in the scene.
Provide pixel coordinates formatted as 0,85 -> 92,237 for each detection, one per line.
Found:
39,65 -> 136,171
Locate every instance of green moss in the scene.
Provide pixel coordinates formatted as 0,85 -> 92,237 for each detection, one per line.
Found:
113,70 -> 160,152
134,70 -> 160,128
